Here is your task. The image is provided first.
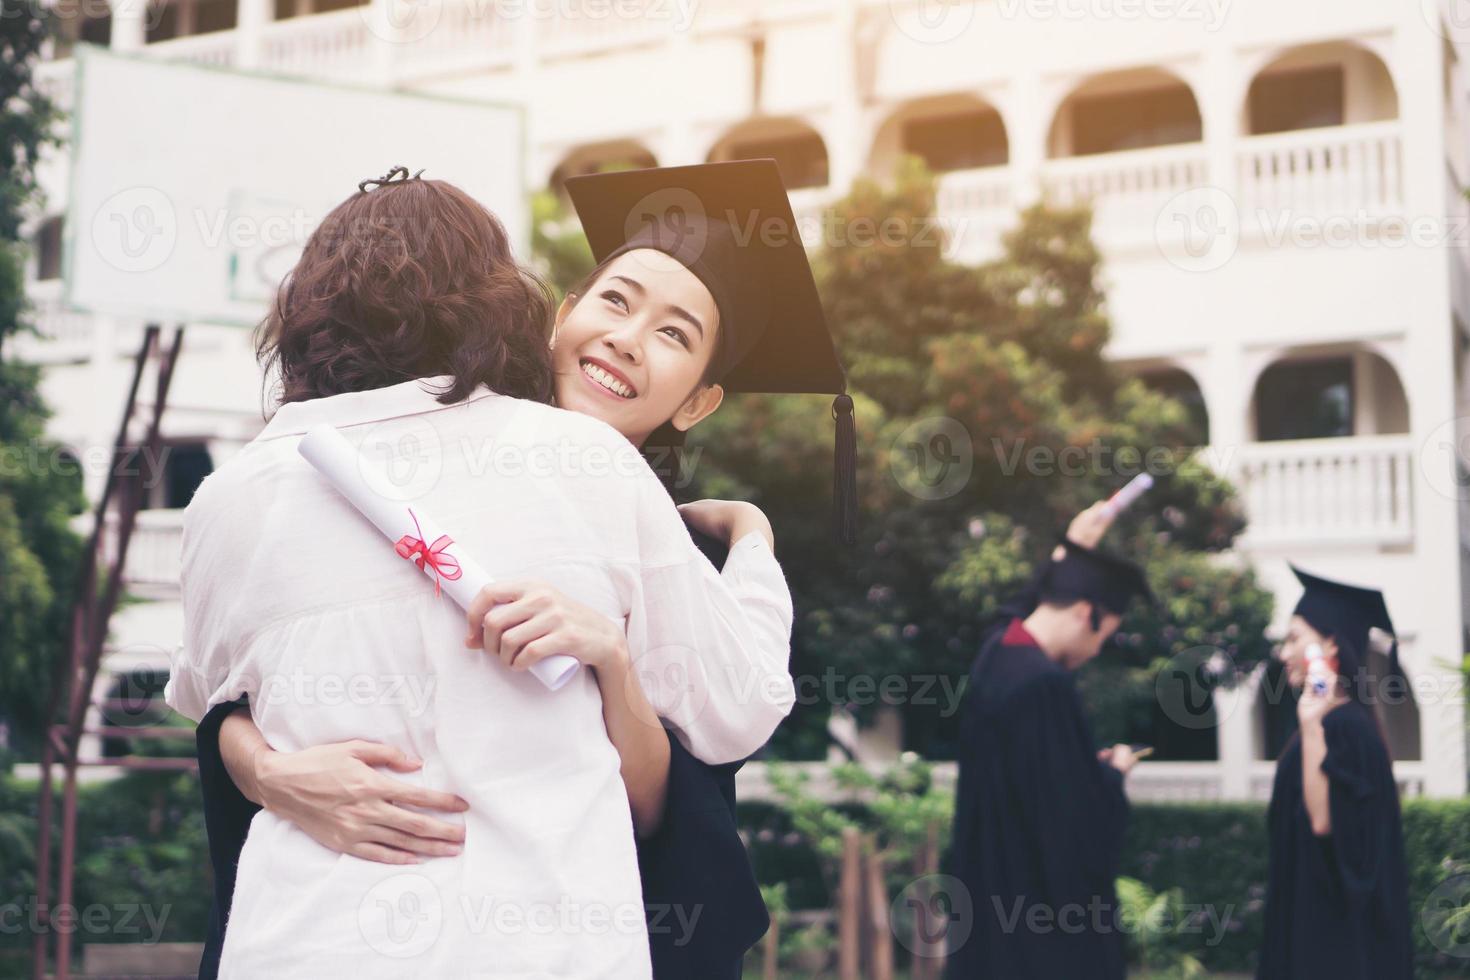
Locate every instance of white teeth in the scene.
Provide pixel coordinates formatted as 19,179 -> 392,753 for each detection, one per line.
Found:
581,361 -> 634,398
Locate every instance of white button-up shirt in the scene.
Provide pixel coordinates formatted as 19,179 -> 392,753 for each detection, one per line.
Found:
166,377 -> 795,978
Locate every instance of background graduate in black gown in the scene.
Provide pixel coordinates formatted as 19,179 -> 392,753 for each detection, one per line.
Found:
1256,566 -> 1413,980
191,160 -> 856,980
946,502 -> 1154,980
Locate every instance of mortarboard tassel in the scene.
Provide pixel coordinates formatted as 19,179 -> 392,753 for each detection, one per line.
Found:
833,393 -> 857,546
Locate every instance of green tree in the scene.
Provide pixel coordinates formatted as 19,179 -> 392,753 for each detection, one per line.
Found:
0,2 -> 85,756
530,188 -> 593,298
685,158 -> 1275,757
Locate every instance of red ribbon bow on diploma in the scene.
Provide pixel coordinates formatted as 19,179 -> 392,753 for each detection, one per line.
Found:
394,508 -> 462,598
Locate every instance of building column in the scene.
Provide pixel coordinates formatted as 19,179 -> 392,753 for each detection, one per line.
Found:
109,0 -> 148,51
1214,682 -> 1256,800
654,18 -> 698,167
1197,45 -> 1240,210
1395,4 -> 1468,798
234,0 -> 272,69
1004,72 -> 1046,209
826,0 -> 862,195
1203,342 -> 1251,459
513,9 -> 543,191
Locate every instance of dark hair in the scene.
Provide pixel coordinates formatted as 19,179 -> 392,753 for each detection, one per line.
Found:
256,178 -> 555,410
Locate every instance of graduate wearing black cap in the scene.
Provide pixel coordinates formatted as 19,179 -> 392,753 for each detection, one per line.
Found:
946,502 -> 1153,980
1256,567 -> 1413,980
190,160 -> 853,980
564,158 -> 856,544
561,160 -> 856,979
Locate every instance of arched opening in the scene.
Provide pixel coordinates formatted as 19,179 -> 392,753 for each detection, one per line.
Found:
144,0 -> 240,44
51,0 -> 111,55
1245,41 -> 1398,136
706,117 -> 829,190
122,441 -> 214,510
869,94 -> 1009,176
33,215 -> 64,282
1251,348 -> 1408,442
548,140 -> 657,195
1047,67 -> 1202,158
1133,365 -> 1209,445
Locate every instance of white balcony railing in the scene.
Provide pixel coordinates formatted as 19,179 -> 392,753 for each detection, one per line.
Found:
148,28 -> 238,68
738,758 -> 1427,806
96,508 -> 186,593
25,281 -> 93,347
535,0 -> 671,56
1040,142 -> 1209,240
1237,120 -> 1403,220
395,0 -> 516,74
936,166 -> 1013,262
259,7 -> 374,79
1223,435 -> 1414,547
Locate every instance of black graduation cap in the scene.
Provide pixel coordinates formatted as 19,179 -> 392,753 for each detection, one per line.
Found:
1039,537 -> 1156,616
1291,564 -> 1399,671
564,159 -> 856,544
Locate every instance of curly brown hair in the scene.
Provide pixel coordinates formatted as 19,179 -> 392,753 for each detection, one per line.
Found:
255,177 -> 554,410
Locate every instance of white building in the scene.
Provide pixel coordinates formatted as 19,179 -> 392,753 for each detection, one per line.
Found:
14,0 -> 1469,797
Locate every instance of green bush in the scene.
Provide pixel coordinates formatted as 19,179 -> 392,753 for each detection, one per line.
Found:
742,796 -> 1470,978
0,771 -> 212,977
2,768 -> 1466,978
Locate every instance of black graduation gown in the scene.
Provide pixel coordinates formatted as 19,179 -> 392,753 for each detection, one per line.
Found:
193,530 -> 768,980
1256,701 -> 1413,980
945,620 -> 1130,980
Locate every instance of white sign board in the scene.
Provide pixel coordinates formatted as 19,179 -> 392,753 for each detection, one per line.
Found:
65,46 -> 526,326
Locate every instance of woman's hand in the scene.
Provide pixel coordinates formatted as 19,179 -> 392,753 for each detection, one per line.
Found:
1297,685 -> 1340,835
1098,743 -> 1140,775
249,735 -> 469,864
465,580 -> 629,675
1296,679 -> 1341,730
677,499 -> 774,550
1052,501 -> 1117,559
462,583 -> 672,835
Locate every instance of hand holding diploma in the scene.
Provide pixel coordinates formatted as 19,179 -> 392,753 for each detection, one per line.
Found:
298,424 -> 581,691
1053,475 -> 1155,560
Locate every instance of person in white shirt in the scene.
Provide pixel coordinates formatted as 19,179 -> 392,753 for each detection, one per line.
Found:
166,168 -> 819,978
192,162 -> 857,980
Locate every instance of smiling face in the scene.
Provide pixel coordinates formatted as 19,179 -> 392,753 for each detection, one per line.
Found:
549,249 -> 725,448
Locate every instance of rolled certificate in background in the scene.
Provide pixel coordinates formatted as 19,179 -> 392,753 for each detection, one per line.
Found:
298,423 -> 581,692
1101,473 -> 1154,518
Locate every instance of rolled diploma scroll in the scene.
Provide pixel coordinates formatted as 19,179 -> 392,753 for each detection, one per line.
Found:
1101,473 -> 1154,518
298,423 -> 581,691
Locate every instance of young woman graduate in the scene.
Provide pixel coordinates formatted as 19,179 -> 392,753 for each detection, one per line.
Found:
1255,566 -> 1413,980
945,502 -> 1153,980
191,160 -> 856,979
